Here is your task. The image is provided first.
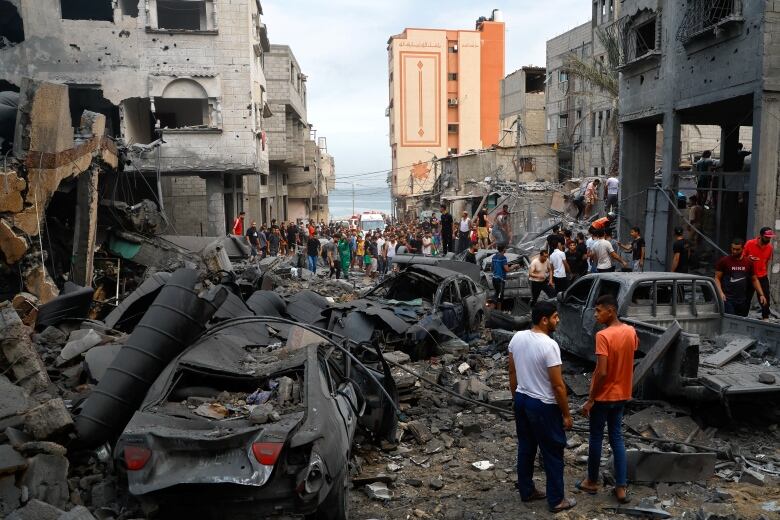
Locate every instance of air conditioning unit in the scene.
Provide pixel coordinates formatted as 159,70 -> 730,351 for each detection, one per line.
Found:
448,98 -> 459,106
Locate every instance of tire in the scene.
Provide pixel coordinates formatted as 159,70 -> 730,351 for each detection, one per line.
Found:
311,472 -> 348,520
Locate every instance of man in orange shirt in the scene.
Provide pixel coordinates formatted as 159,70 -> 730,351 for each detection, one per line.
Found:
576,294 -> 638,504
743,227 -> 775,320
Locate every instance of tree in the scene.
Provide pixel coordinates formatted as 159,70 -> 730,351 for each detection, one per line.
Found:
564,28 -> 621,177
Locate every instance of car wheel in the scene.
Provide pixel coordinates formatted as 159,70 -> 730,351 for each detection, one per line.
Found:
311,472 -> 348,520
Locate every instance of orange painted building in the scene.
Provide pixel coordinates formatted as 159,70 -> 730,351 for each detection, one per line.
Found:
387,11 -> 505,205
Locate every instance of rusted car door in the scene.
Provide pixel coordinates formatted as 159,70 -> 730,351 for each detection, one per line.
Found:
435,279 -> 466,336
555,276 -> 597,358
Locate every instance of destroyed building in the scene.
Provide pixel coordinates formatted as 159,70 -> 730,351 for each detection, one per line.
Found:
0,0 -> 335,236
617,1 -> 780,296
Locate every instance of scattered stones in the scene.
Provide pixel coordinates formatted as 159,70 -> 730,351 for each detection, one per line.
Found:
0,444 -> 27,475
364,482 -> 393,500
758,372 -> 776,385
739,468 -> 766,487
457,363 -> 471,374
5,499 -> 63,520
19,453 -> 70,508
0,475 -> 21,516
697,502 -> 737,520
58,505 -> 97,520
59,329 -> 102,361
429,477 -> 444,490
19,441 -> 67,457
405,420 -> 433,444
471,460 -> 494,471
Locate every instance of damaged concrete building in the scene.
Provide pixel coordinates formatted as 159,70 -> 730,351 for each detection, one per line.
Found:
617,1 -> 780,298
264,44 -> 335,224
0,0 -> 289,236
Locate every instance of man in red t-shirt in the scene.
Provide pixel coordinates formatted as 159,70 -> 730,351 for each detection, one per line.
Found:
231,211 -> 245,236
743,227 -> 775,320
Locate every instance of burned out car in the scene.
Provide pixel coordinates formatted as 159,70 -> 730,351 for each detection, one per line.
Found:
453,249 -> 532,314
328,265 -> 486,358
115,320 -> 397,519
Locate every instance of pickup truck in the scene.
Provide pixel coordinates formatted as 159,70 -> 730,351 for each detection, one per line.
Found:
554,272 -> 780,402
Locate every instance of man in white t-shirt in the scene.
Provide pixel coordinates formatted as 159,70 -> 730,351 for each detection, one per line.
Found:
605,174 -> 620,213
589,228 -> 627,272
508,301 -> 575,513
549,242 -> 571,294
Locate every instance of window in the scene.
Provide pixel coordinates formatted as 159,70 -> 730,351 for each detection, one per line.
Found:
601,0 -> 606,20
447,73 -> 458,81
260,174 -> 268,186
155,78 -> 212,130
447,148 -> 458,155
447,124 -> 459,134
558,70 -> 568,83
635,19 -> 657,57
558,114 -> 568,129
566,278 -> 594,304
441,282 -> 458,304
576,109 -> 582,120
61,0 -> 113,21
0,1 -> 24,48
119,0 -> 139,16
547,117 -> 552,132
458,279 -> 472,298
448,44 -> 458,53
157,0 -> 208,31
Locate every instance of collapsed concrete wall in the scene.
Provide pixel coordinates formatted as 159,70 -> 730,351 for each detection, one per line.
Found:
0,79 -> 118,303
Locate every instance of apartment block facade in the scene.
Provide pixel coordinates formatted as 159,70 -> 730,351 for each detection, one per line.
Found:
387,10 -> 505,219
0,0 -> 331,236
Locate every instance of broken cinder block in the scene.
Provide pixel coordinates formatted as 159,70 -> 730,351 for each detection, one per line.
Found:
24,398 -> 73,440
0,302 -> 51,393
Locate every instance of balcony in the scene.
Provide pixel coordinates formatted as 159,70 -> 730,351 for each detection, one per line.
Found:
677,0 -> 744,45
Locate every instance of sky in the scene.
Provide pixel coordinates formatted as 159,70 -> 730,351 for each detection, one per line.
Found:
263,1 -> 592,190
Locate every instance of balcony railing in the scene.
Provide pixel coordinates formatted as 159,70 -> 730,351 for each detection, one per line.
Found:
677,0 -> 743,44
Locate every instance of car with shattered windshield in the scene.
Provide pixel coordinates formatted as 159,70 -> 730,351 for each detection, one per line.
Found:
328,265 -> 486,359
114,320 -> 398,519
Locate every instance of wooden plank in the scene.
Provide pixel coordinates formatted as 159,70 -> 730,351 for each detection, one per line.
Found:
632,321 -> 682,390
701,337 -> 756,368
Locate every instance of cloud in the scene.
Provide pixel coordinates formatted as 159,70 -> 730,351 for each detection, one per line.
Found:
262,1 -> 591,186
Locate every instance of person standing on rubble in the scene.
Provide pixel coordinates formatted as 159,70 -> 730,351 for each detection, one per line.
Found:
324,235 -> 341,279
743,227 -> 775,320
605,174 -> 620,214
670,227 -> 690,273
577,294 -> 638,505
440,205 -> 454,255
477,207 -> 490,248
715,238 -> 766,317
550,241 -> 571,294
618,227 -> 645,272
492,244 -> 518,311
232,211 -> 245,236
457,211 -> 472,254
268,227 -> 281,257
584,179 -> 600,219
338,234 -> 351,279
306,232 -> 320,274
528,249 -> 556,307
590,229 -> 627,273
508,301 -> 576,513
245,221 -> 260,261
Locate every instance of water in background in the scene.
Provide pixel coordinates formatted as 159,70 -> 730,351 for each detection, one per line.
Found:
328,188 -> 391,219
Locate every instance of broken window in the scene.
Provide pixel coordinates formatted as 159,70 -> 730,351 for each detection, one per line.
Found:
0,1 -> 24,49
525,72 -> 545,93
634,18 -> 657,58
154,78 -> 214,130
119,0 -> 139,17
60,0 -> 114,21
68,87 -> 121,137
121,98 -> 155,145
677,0 -> 742,44
156,0 -> 211,31
565,278 -> 594,305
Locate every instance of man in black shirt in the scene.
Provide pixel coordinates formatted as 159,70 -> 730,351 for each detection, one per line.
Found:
477,208 -> 490,248
671,227 -> 689,273
619,227 -> 645,272
547,226 -> 564,254
464,244 -> 478,264
306,234 -> 320,274
439,204 -> 454,255
287,223 -> 299,255
245,221 -> 260,261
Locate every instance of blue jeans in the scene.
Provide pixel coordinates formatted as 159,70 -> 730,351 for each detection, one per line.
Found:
514,392 -> 566,509
307,255 -> 317,273
588,401 -> 627,487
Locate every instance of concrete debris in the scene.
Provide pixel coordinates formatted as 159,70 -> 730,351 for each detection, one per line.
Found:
5,499 -> 64,520
364,482 -> 393,500
471,460 -> 494,471
19,453 -> 70,508
59,329 -> 103,362
626,450 -> 717,483
23,399 -> 73,440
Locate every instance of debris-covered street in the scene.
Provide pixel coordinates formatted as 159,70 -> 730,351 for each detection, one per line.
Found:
3,1 -> 780,519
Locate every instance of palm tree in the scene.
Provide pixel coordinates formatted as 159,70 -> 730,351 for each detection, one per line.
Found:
564,27 -> 622,177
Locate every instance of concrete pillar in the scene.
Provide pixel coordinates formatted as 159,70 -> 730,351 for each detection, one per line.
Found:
750,92 -> 780,302
71,166 -> 99,286
619,119 -> 658,256
205,174 -> 226,236
720,124 -> 741,172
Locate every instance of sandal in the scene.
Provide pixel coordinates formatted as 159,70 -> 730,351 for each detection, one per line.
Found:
575,479 -> 598,495
613,487 -> 631,504
549,497 -> 577,513
521,489 -> 546,502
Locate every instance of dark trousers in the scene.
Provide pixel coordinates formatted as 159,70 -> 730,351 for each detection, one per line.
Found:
514,392 -> 566,510
588,401 -> 627,487
457,230 -> 470,253
328,261 -> 341,279
553,277 -> 569,294
724,299 -> 749,317
492,278 -> 505,303
530,280 -> 555,306
441,229 -> 453,254
746,276 -> 771,319
606,194 -> 619,213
